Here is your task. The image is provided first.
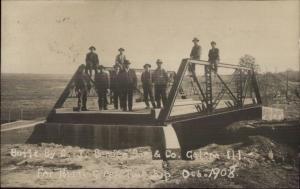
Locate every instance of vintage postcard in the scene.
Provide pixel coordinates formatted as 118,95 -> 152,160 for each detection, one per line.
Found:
1,0 -> 299,188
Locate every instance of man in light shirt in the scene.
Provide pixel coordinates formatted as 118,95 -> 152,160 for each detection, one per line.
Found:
115,47 -> 126,70
152,59 -> 168,109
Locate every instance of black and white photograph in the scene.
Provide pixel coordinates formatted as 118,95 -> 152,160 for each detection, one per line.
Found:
1,0 -> 299,188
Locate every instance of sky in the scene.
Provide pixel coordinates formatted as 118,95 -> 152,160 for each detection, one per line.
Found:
1,0 -> 299,74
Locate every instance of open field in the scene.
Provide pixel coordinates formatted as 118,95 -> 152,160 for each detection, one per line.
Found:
1,73 -> 71,123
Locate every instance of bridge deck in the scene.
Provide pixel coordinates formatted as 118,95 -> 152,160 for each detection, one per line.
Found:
47,98 -> 261,126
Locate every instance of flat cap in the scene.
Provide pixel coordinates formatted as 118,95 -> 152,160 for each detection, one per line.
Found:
192,37 -> 199,42
89,46 -> 96,50
143,63 -> 151,68
156,59 -> 163,64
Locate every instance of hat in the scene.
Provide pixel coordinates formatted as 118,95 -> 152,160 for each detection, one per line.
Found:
143,63 -> 151,68
156,59 -> 163,64
118,48 -> 125,52
78,64 -> 86,70
211,41 -> 216,45
89,46 -> 96,50
124,60 -> 131,65
98,65 -> 105,69
113,64 -> 121,69
192,37 -> 199,42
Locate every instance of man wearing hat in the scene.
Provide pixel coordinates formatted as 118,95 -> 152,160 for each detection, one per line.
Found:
110,64 -> 122,109
141,63 -> 156,109
74,64 -> 91,111
85,46 -> 100,76
115,48 -> 126,70
208,41 -> 220,73
152,59 -> 168,108
189,37 -> 202,72
119,60 -> 137,111
94,65 -> 110,110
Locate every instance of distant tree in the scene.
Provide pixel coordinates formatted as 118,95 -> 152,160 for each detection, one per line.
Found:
239,54 -> 260,72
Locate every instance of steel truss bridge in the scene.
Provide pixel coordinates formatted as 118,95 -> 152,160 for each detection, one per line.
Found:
47,58 -> 262,126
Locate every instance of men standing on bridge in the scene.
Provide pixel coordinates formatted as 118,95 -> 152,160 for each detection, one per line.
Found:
141,63 -> 156,109
189,37 -> 202,72
74,64 -> 91,111
115,48 -> 126,70
85,46 -> 100,76
119,60 -> 137,111
208,41 -> 220,73
152,59 -> 168,109
94,65 -> 110,110
110,64 -> 122,109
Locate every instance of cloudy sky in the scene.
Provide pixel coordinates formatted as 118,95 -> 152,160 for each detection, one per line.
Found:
2,0 -> 299,74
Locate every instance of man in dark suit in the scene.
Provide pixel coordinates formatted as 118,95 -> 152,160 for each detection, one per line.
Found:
110,64 -> 122,109
85,46 -> 100,76
208,41 -> 220,73
189,37 -> 202,72
94,65 -> 110,110
74,64 -> 91,111
141,63 -> 156,109
152,59 -> 168,108
119,60 -> 137,111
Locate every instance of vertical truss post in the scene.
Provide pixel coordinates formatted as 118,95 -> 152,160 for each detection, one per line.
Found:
236,69 -> 243,107
205,65 -> 213,112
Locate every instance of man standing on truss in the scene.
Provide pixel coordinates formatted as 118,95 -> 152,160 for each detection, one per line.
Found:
85,46 -> 100,76
208,41 -> 220,73
189,37 -> 202,72
115,47 -> 126,70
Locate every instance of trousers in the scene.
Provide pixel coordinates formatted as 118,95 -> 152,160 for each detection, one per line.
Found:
143,84 -> 156,108
154,84 -> 167,108
121,86 -> 134,111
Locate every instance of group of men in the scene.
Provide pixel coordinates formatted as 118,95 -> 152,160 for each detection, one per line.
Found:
190,37 -> 220,72
75,47 -> 168,112
74,37 -> 219,112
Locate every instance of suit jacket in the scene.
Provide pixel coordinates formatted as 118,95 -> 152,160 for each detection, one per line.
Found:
75,72 -> 91,91
119,69 -> 137,88
141,71 -> 153,87
86,52 -> 99,66
208,48 -> 220,63
110,70 -> 121,90
190,44 -> 201,60
115,54 -> 126,67
152,68 -> 168,85
94,71 -> 110,90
